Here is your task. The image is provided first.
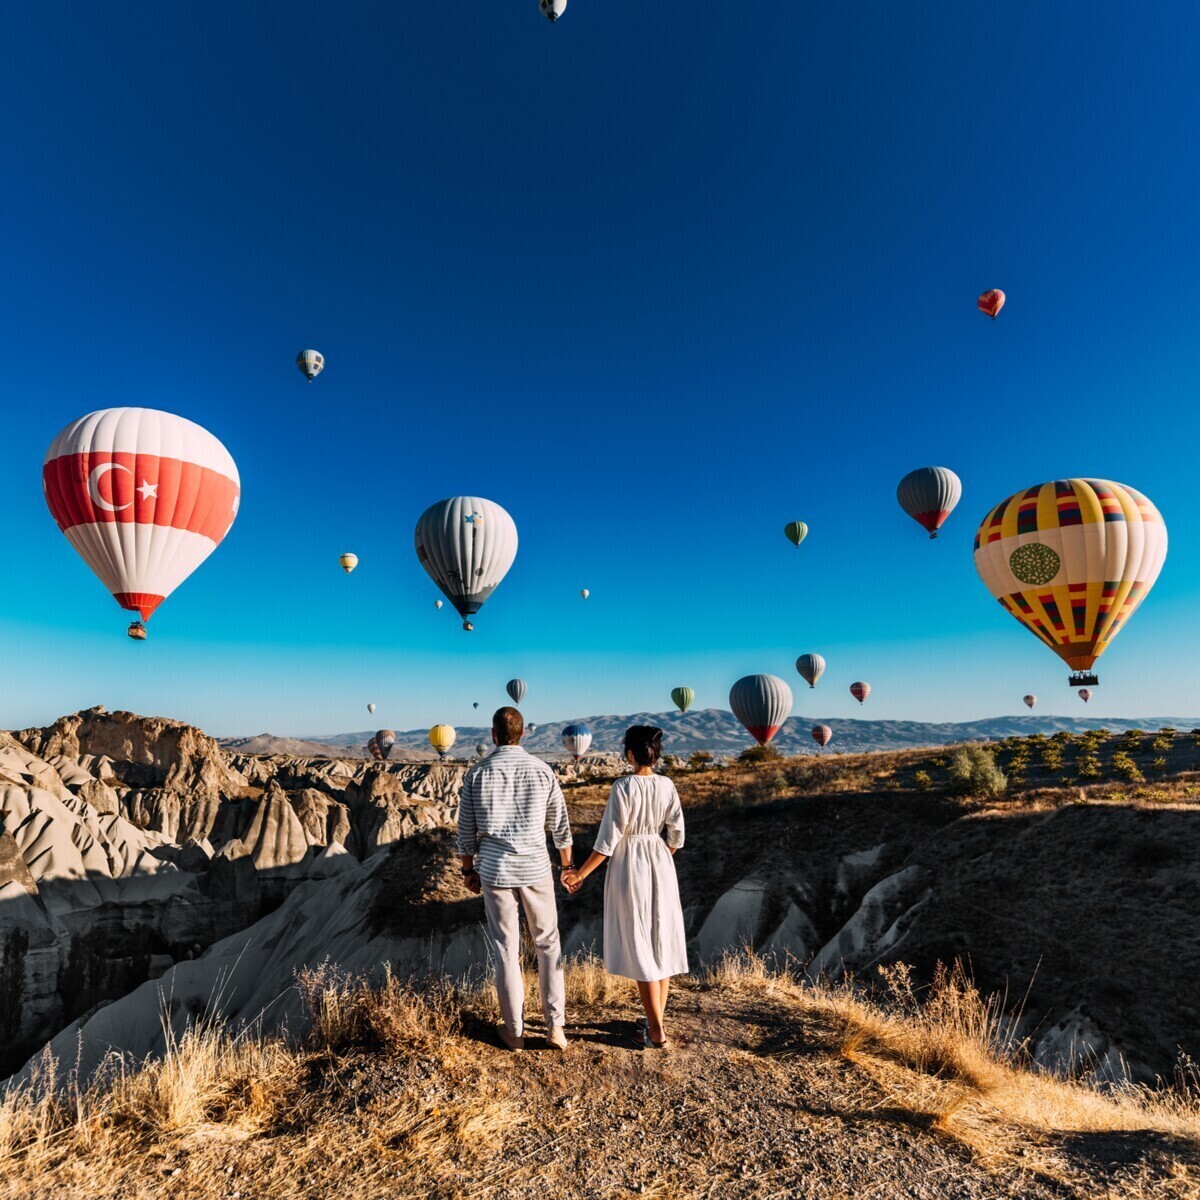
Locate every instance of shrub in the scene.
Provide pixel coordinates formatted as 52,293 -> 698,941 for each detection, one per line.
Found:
1151,736 -> 1171,756
688,750 -> 714,770
1111,751 -> 1143,783
1040,743 -> 1065,771
946,746 -> 1007,799
738,744 -> 781,765
913,770 -> 932,792
1075,751 -> 1102,780
1152,756 -> 1168,773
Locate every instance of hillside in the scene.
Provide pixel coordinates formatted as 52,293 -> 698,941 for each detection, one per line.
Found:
245,709 -> 1200,759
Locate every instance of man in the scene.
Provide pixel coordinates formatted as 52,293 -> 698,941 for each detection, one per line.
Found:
458,706 -> 573,1050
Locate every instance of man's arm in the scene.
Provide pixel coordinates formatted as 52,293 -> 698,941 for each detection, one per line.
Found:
545,772 -> 573,867
457,769 -> 479,883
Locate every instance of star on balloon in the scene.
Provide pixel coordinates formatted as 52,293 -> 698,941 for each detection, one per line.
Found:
137,480 -> 158,501
463,512 -> 484,525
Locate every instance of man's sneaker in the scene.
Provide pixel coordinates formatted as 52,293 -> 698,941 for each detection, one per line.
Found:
547,1025 -> 568,1050
498,1026 -> 525,1051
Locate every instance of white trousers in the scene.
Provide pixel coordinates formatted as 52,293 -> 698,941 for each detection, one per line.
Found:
481,875 -> 565,1035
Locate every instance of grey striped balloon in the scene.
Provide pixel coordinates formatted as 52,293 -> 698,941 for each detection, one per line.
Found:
897,466 -> 962,539
729,674 -> 793,746
414,496 -> 518,631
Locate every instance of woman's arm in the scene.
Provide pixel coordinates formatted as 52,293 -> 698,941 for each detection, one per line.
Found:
663,780 -> 685,851
562,782 -> 624,892
562,849 -> 607,892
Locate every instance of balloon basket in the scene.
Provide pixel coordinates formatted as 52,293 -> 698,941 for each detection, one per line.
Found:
1068,672 -> 1098,687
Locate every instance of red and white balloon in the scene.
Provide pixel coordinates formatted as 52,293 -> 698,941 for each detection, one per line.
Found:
44,408 -> 240,633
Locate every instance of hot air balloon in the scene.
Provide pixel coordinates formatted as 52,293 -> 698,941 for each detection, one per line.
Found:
850,682 -> 871,705
539,0 -> 566,20
376,729 -> 396,760
339,553 -> 358,574
1078,688 -> 1092,703
1023,695 -> 1036,710
367,737 -> 381,761
811,724 -> 832,748
476,742 -> 490,757
43,408 -> 240,637
795,653 -> 826,689
974,480 -> 1167,687
297,349 -> 324,381
897,467 -> 962,539
429,725 -> 456,760
977,290 -> 1005,320
367,703 -> 376,714
473,702 -> 480,710
561,723 -> 592,760
580,588 -> 590,600
527,722 -> 538,735
414,497 -> 518,631
784,521 -> 808,549
671,687 -> 694,714
729,675 -> 793,746
434,600 -> 443,610
506,678 -> 527,705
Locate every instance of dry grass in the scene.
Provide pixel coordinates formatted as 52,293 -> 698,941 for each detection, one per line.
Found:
707,951 -> 1200,1188
3,954 -> 1199,1198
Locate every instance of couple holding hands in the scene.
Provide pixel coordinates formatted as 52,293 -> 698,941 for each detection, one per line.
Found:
458,707 -> 687,1050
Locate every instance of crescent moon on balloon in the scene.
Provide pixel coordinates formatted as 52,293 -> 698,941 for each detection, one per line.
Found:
88,462 -> 132,512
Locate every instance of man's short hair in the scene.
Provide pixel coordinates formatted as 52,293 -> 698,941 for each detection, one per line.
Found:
493,707 -> 524,745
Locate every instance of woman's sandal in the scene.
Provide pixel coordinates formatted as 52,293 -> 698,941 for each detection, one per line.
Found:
638,1026 -> 670,1050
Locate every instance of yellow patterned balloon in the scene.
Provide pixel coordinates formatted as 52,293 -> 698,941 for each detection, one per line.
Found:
974,479 -> 1167,676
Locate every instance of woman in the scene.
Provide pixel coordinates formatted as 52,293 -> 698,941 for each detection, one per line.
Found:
563,726 -> 687,1048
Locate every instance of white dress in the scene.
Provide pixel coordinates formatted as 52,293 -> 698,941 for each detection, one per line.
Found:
594,773 -> 688,982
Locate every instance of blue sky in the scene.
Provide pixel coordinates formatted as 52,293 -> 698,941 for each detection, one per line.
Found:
2,3 -> 1198,735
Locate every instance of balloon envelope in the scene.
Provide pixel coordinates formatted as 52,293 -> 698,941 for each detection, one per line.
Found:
974,479 -> 1167,676
850,681 -> 871,704
671,686 -> 695,713
580,588 -> 589,599
977,290 -> 1005,319
506,678 -> 528,705
811,724 -> 833,748
729,675 -> 793,745
376,729 -> 396,759
415,497 -> 518,630
539,0 -> 566,19
339,552 -> 358,574
897,467 -> 962,538
1078,689 -> 1092,703
1023,695 -> 1036,709
476,742 -> 490,757
795,653 -> 826,688
367,703 -> 376,714
561,723 -> 592,758
297,349 -> 324,380
784,521 -> 808,548
44,408 -> 240,625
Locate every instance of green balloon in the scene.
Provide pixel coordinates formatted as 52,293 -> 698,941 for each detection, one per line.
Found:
784,521 -> 808,548
671,687 -> 695,713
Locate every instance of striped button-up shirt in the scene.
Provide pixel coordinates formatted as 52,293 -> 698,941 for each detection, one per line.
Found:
457,746 -> 572,887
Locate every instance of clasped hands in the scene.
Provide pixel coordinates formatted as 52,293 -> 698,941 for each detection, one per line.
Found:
560,867 -> 584,894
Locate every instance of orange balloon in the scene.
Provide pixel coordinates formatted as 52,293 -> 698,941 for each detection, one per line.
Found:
978,289 -> 1005,319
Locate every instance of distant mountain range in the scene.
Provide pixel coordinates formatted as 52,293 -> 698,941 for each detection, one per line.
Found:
221,709 -> 1200,759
